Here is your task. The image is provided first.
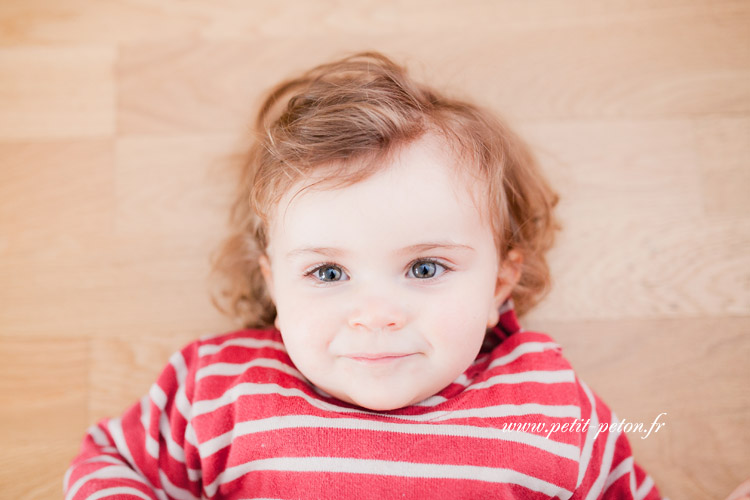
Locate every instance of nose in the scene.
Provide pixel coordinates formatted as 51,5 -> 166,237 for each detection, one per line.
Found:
347,294 -> 407,332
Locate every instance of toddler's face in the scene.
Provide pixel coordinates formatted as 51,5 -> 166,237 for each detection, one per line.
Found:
259,133 -> 518,411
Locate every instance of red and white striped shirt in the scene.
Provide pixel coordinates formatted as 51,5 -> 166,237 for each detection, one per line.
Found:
65,303 -> 663,499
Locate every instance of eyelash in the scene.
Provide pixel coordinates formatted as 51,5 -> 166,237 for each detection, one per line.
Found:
302,258 -> 454,284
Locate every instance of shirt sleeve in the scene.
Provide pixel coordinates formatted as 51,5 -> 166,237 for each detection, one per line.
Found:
63,341 -> 203,500
571,377 -> 663,500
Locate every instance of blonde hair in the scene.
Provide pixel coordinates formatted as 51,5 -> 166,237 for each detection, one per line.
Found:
210,51 -> 561,328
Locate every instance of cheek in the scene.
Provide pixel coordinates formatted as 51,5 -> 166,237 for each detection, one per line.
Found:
274,286 -> 341,347
276,301 -> 333,377
421,275 -> 496,345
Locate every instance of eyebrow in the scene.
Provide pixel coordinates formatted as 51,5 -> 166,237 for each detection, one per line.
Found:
285,242 -> 475,260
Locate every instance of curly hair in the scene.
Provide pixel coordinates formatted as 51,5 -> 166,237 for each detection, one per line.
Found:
209,51 -> 561,328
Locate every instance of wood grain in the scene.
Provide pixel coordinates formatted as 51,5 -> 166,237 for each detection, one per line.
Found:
1,1 -> 748,499
0,336 -> 89,497
0,47 -> 115,139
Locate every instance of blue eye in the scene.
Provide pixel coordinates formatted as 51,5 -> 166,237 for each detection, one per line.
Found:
410,260 -> 447,279
311,264 -> 348,282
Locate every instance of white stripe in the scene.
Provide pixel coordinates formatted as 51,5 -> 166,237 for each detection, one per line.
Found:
85,486 -> 153,500
140,396 -> 159,460
106,419 -> 137,473
577,381 -> 598,488
160,412 -> 186,462
169,351 -> 188,384
198,414 -> 580,461
74,455 -> 124,468
63,465 -> 73,493
387,403 -> 579,423
205,457 -> 572,498
66,464 -> 150,500
414,395 -> 447,406
150,384 -> 168,411
87,425 -> 111,447
106,418 -> 168,500
422,403 -> 580,422
64,455 -> 127,491
140,395 -> 150,433
172,349 -> 199,468
171,351 -> 193,426
467,369 -> 576,391
198,338 -> 285,357
187,467 -> 202,483
185,422 -> 198,447
603,456 -> 634,493
159,469 -> 199,500
488,342 -> 560,369
174,385 -> 192,422
192,382 -> 368,418
196,358 -> 303,381
88,446 -> 119,454
584,413 -> 620,500
636,476 -> 655,500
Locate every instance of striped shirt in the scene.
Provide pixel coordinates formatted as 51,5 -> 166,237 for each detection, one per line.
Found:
64,304 -> 663,499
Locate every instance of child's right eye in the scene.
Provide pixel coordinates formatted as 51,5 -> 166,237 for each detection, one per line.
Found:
306,264 -> 349,283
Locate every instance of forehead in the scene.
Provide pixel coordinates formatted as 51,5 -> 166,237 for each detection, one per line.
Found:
268,133 -> 492,251
282,133 -> 486,215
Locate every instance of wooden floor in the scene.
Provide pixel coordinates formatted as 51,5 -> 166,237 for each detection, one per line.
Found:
1,1 -> 748,498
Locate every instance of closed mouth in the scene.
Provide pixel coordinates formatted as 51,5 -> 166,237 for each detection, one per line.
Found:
346,353 -> 416,363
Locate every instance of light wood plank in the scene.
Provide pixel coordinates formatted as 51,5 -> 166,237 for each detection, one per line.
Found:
0,138 -> 235,337
0,140 -> 115,264
0,336 -> 88,500
0,140 -> 116,336
521,118 -> 749,322
0,47 -> 115,139
528,211 -> 750,322
114,5 -> 750,135
694,116 -> 750,217
1,0 -> 747,47
114,134 -> 238,244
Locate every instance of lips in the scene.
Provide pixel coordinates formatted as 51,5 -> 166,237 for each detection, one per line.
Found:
345,353 -> 416,363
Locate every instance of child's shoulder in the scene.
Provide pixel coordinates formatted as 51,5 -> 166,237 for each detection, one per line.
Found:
476,328 -> 579,395
198,326 -> 284,347
488,303 -> 570,373
171,327 -> 298,395
494,329 -> 567,367
175,326 -> 287,368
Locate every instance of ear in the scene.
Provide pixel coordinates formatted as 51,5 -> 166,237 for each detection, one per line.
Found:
258,254 -> 275,303
486,249 -> 523,328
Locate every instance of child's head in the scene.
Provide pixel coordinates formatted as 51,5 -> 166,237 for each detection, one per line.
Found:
211,51 -> 560,410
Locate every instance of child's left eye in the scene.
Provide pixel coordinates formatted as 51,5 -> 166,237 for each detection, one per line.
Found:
409,260 -> 450,279
306,263 -> 349,283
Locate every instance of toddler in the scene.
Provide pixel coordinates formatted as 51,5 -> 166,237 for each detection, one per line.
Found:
65,52 -> 663,499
